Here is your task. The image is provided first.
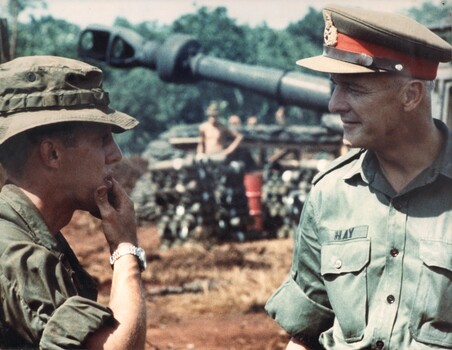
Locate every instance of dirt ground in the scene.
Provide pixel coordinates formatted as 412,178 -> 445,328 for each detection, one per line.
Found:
63,210 -> 294,350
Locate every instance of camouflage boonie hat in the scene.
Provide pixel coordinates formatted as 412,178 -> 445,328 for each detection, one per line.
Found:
0,55 -> 138,144
297,5 -> 452,80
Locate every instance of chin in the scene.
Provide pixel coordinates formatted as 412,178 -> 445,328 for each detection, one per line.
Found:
343,134 -> 365,149
343,137 -> 356,148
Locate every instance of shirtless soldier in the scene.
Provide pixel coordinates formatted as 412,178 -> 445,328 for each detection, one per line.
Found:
197,102 -> 243,156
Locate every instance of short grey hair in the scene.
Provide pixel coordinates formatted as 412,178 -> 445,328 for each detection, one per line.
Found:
0,122 -> 81,179
423,80 -> 435,93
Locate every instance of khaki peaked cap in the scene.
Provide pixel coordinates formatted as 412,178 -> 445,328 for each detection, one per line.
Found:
0,56 -> 138,144
297,4 -> 452,79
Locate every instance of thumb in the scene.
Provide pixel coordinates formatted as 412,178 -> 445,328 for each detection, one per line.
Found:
94,186 -> 110,212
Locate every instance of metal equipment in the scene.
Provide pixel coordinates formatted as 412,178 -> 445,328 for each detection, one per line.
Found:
78,24 -> 331,112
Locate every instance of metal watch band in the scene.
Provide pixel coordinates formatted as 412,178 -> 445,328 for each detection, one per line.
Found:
109,245 -> 146,272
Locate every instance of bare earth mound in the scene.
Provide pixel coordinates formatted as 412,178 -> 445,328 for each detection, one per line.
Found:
63,210 -> 293,350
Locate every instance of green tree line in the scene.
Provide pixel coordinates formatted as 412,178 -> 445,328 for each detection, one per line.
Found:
4,1 -> 451,154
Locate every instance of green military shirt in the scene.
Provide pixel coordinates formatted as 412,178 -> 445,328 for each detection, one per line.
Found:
266,120 -> 452,349
0,184 -> 114,349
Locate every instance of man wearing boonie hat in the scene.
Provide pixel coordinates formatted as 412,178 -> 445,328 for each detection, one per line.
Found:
265,4 -> 451,350
0,56 -> 146,349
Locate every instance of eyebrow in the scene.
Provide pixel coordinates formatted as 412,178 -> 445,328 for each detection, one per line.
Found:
330,76 -> 371,89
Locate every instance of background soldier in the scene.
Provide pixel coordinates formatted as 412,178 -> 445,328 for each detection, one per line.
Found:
197,102 -> 243,156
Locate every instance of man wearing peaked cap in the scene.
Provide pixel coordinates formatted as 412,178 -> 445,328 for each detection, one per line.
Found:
0,56 -> 146,349
297,5 -> 451,78
266,5 -> 452,350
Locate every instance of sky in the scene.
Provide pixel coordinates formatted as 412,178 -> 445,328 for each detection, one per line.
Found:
10,0 -> 447,30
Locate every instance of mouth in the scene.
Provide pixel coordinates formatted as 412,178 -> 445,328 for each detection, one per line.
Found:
104,175 -> 113,188
341,118 -> 360,127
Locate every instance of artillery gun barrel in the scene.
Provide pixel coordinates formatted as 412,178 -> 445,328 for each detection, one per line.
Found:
79,25 -> 331,111
189,55 -> 330,111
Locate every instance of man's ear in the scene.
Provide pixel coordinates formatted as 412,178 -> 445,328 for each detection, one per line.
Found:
39,139 -> 61,169
402,80 -> 425,112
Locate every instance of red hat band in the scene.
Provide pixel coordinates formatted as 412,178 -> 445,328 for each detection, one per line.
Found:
324,33 -> 438,80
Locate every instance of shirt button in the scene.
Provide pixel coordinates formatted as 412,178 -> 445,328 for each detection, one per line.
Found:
334,260 -> 342,269
392,199 -> 402,210
376,340 -> 384,349
390,248 -> 399,257
387,295 -> 395,304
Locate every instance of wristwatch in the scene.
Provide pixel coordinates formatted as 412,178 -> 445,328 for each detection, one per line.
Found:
110,245 -> 147,272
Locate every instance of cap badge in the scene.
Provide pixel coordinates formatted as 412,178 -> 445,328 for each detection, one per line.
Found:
324,13 -> 338,47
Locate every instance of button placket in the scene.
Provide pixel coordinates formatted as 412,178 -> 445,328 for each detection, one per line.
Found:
372,196 -> 407,346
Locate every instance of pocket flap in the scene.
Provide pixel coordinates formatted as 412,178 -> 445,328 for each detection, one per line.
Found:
321,239 -> 370,275
419,239 -> 452,271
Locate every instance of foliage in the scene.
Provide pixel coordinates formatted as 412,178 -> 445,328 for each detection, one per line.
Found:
172,7 -> 253,62
407,1 -> 452,43
7,0 -> 45,14
286,7 -> 324,75
6,0 -> 46,57
8,1 -> 447,154
16,16 -> 79,57
407,1 -> 451,26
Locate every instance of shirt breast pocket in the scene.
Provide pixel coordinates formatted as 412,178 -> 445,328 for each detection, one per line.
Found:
410,239 -> 452,348
321,239 -> 370,343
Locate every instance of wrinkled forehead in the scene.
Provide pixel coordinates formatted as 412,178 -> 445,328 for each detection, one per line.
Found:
330,74 -> 414,96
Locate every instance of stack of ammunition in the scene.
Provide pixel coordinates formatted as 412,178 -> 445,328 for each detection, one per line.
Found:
132,156 -> 250,248
261,160 -> 321,238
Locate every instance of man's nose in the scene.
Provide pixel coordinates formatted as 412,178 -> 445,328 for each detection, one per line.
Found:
106,140 -> 123,164
328,86 -> 349,113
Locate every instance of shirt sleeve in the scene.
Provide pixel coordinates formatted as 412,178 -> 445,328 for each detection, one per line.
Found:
40,296 -> 114,350
265,193 -> 334,339
0,240 -> 113,348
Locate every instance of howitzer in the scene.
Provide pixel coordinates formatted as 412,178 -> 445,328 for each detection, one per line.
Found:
78,24 -> 331,112
78,25 -> 342,244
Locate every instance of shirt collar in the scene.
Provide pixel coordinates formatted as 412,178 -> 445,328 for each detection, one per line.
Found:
0,184 -> 59,251
435,119 -> 452,179
342,149 -> 371,183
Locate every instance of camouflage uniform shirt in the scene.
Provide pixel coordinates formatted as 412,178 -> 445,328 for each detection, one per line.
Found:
0,184 -> 114,349
266,119 -> 452,349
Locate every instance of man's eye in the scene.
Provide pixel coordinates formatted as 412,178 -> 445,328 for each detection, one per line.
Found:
102,134 -> 111,144
349,87 -> 363,94
347,85 -> 365,95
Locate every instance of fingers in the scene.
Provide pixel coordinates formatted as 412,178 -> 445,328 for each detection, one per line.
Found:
94,185 -> 112,215
94,181 -> 138,251
109,178 -> 129,206
96,179 -> 135,218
